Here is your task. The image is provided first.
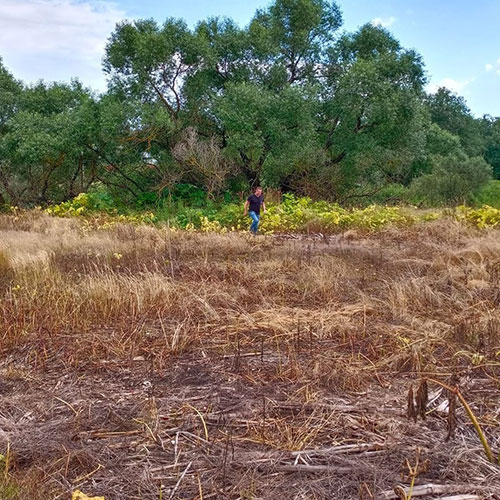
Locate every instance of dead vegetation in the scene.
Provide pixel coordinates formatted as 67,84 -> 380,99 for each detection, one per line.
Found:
0,212 -> 500,499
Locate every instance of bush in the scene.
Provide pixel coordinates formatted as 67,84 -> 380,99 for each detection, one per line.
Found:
473,180 -> 500,209
45,193 -> 442,233
410,153 -> 493,206
258,195 -> 419,233
362,184 -> 412,206
455,205 -> 500,228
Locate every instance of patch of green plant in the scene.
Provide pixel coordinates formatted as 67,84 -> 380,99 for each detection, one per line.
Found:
45,193 -> 446,233
0,483 -> 18,499
472,180 -> 500,209
455,205 -> 500,228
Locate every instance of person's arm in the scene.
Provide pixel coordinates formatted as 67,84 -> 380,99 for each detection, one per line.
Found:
243,200 -> 249,216
262,201 -> 266,214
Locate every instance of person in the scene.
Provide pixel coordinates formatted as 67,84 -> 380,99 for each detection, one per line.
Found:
243,186 -> 266,234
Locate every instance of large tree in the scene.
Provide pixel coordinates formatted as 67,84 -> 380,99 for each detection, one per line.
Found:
1,0 -> 496,206
426,88 -> 486,157
0,80 -> 99,204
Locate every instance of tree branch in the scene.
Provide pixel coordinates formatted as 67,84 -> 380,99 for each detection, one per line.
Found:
149,78 -> 177,119
85,144 -> 144,193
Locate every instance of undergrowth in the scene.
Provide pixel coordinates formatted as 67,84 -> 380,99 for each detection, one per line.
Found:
41,192 -> 441,233
35,192 -> 500,233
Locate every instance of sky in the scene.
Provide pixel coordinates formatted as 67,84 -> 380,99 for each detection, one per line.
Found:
0,0 -> 499,117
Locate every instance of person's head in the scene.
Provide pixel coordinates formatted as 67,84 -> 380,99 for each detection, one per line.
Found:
254,186 -> 263,196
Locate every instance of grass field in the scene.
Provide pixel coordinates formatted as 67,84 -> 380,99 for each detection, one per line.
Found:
1,212 -> 500,499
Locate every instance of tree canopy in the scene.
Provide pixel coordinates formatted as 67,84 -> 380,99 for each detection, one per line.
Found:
0,0 -> 498,207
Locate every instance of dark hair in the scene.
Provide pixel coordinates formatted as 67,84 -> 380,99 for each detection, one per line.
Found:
254,186 -> 262,192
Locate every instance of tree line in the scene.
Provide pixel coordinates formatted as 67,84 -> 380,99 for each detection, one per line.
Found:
1,0 -> 499,207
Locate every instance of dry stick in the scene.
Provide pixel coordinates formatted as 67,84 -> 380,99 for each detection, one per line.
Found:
309,324 -> 313,357
425,378 -> 495,464
3,441 -> 10,481
168,461 -> 192,500
380,484 -> 482,500
446,388 -> 457,442
290,442 -> 384,457
185,404 -> 209,442
54,396 -> 78,416
221,431 -> 230,492
197,472 -> 204,500
259,464 -> 353,474
436,496 -> 481,500
407,385 -> 417,422
73,463 -> 103,484
165,220 -> 175,278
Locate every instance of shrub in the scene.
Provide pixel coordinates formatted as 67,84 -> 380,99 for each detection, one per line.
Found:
410,153 -> 493,206
473,180 -> 500,209
455,205 -> 500,228
45,193 -> 440,233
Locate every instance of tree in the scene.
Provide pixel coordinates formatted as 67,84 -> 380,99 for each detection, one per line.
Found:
482,116 -> 500,179
312,24 -> 427,199
426,88 -> 486,157
216,82 -> 321,186
1,0 -> 497,207
249,0 -> 342,85
411,152 -> 492,205
0,80 -> 98,204
0,58 -> 22,131
104,18 -> 201,123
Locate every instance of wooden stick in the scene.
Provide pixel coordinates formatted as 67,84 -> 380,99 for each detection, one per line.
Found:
434,496 -> 481,500
259,464 -> 353,474
168,461 -> 192,500
290,442 -> 384,457
380,484 -> 481,500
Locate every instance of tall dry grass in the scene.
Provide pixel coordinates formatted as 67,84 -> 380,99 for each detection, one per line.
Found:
2,213 -> 500,499
1,212 -> 499,384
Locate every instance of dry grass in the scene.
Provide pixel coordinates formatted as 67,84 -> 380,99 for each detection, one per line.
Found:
0,212 -> 500,499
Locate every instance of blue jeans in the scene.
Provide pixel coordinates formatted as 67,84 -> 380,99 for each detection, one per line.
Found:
249,211 -> 260,234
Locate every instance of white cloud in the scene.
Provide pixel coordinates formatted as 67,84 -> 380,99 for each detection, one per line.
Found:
427,77 -> 475,95
497,57 -> 500,65
486,64 -> 493,72
0,0 -> 125,90
371,16 -> 396,28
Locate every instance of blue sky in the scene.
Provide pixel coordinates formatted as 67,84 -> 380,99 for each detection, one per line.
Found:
0,0 -> 499,117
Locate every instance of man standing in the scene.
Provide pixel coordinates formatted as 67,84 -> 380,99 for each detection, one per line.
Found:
244,186 -> 266,234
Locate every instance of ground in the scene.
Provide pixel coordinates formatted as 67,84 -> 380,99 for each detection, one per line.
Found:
0,213 -> 500,499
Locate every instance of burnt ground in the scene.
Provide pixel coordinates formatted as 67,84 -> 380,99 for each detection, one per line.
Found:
1,221 -> 500,499
2,330 -> 500,499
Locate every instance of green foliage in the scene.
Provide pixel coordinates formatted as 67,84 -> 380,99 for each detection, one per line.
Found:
362,184 -> 412,206
482,116 -> 500,178
0,0 -> 499,207
410,153 -> 493,205
0,483 -> 18,500
0,58 -> 22,130
172,184 -> 207,205
45,193 -> 110,216
473,180 -> 500,208
249,0 -> 342,84
426,88 -> 486,157
45,191 -> 157,224
455,205 -> 500,228
45,192 -> 438,234
258,195 -> 417,233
